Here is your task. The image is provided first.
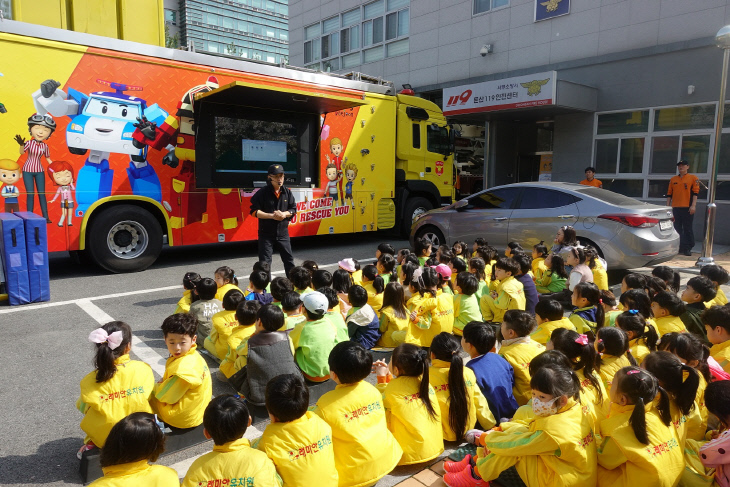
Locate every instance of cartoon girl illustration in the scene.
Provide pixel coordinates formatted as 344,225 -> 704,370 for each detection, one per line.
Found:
14,113 -> 56,223
47,161 -> 75,227
343,162 -> 358,209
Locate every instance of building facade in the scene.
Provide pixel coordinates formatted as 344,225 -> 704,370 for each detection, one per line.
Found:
290,0 -> 730,244
168,0 -> 288,63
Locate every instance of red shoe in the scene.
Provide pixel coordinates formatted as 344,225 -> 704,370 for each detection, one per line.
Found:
443,465 -> 489,487
444,454 -> 472,473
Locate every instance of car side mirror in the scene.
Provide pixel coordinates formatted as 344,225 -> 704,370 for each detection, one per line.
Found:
454,199 -> 468,211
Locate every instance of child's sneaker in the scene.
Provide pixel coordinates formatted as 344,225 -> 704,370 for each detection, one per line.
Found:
444,454 -> 472,473
444,466 -> 489,487
76,441 -> 95,460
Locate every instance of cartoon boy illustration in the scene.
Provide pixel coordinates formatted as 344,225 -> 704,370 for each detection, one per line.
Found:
14,113 -> 56,223
0,159 -> 22,213
343,162 -> 358,209
325,137 -> 347,201
324,162 -> 340,207
47,161 -> 75,227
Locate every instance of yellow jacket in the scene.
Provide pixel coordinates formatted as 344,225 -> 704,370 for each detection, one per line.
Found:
182,438 -> 281,487
404,292 -> 454,347
688,372 -> 708,442
206,309 -> 239,360
498,338 -> 545,406
629,338 -> 651,366
530,317 -> 575,345
577,369 -> 609,432
597,402 -> 684,487
152,344 -> 212,428
475,398 -> 597,487
429,359 -> 496,441
219,324 -> 256,378
363,281 -> 384,311
378,375 -> 444,465
77,355 -> 155,447
711,340 -> 730,374
314,381 -> 403,487
352,270 -> 363,286
174,289 -> 192,314
256,411 -> 338,487
377,306 -> 409,347
88,460 -> 179,487
654,315 -> 686,336
480,276 -> 525,323
532,257 -> 547,281
215,283 -> 243,302
598,354 -> 632,395
705,287 -> 728,308
592,262 -> 609,291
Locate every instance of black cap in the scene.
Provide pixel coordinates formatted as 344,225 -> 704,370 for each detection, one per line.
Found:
268,164 -> 285,175
677,159 -> 689,166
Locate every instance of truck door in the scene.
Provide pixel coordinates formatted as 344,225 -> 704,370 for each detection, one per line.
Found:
425,124 -> 453,196
507,187 -> 579,248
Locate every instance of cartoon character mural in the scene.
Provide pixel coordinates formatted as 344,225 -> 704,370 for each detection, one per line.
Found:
47,161 -> 76,227
0,159 -> 21,212
323,162 -> 340,207
325,137 -> 346,201
29,78 -> 167,217
14,113 -> 55,222
132,76 -> 242,230
343,161 -> 358,209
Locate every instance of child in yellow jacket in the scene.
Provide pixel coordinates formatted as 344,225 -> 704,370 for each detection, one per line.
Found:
361,265 -> 385,311
700,264 -> 729,308
467,257 -> 489,303
650,291 -> 688,336
499,310 -> 545,406
531,241 -> 548,282
480,257 -> 525,323
429,333 -> 495,441
597,367 -> 683,487
530,299 -> 575,345
152,314 -> 213,429
281,292 -> 306,331
314,342 -> 403,487
256,374 -> 338,487
174,271 -> 200,314
219,300 -> 261,378
373,343 -> 444,465
595,327 -> 636,394
78,322 -> 154,453
182,396 -> 281,487
404,267 -> 454,347
213,265 -> 243,301
88,413 -> 179,486
204,289 -> 245,360
705,305 -> 730,374
453,273 -> 482,337
615,311 -> 659,365
377,282 -> 409,347
443,363 -> 597,487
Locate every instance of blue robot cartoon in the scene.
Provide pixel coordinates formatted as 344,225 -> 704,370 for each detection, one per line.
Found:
30,79 -> 167,216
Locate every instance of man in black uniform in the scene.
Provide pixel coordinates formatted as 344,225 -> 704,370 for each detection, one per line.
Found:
250,164 -> 297,275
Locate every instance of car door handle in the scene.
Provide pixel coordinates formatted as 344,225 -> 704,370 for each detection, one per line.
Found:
493,217 -> 508,221
558,215 -> 575,219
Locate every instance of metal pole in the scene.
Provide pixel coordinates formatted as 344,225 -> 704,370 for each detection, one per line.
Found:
697,47 -> 730,266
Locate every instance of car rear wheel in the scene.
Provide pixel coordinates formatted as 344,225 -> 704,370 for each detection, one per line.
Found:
578,237 -> 604,258
415,225 -> 445,249
402,196 -> 433,236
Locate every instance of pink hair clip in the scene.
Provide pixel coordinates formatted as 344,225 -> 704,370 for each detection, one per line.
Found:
574,334 -> 589,346
626,370 -> 640,375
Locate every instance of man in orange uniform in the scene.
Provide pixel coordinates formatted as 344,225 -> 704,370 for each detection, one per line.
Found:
667,159 -> 700,256
579,167 -> 602,188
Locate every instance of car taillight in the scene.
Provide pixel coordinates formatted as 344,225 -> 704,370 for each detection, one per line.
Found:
598,214 -> 660,228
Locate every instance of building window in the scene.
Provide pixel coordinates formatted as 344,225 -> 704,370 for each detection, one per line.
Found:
473,0 -> 509,15
165,8 -> 177,25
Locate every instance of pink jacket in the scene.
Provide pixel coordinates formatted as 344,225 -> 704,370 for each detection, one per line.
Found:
700,429 -> 730,487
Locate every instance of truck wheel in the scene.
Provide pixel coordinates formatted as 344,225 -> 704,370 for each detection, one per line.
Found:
401,197 -> 433,236
87,205 -> 162,273
414,225 -> 445,248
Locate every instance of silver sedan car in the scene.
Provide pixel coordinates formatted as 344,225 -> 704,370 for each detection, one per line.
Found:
410,182 -> 679,270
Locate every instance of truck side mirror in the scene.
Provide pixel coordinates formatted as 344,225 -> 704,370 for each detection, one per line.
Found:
448,124 -> 456,156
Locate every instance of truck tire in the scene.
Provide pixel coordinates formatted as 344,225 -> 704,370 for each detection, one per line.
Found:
414,225 -> 445,248
401,197 -> 433,237
86,205 -> 162,273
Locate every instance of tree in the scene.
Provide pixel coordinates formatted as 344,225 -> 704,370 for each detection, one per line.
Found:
164,24 -> 179,49
226,42 -> 241,56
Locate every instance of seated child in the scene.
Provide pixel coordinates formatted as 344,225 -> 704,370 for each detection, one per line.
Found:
214,265 -> 242,301
256,374 -> 338,486
467,257 -> 488,302
376,242 -> 396,259
281,291 -> 306,331
361,264 -> 385,310
318,287 -> 349,343
230,305 -> 299,406
407,267 -> 455,345
646,276 -> 668,299
445,364 -> 597,487
505,241 -> 523,258
270,276 -> 294,308
695,381 -> 730,487
302,259 -> 319,275
188,277 -> 221,342
595,327 -> 636,394
449,256 -> 465,289
346,285 -> 381,349
429,333 -> 495,441
289,291 -> 339,382
251,260 -> 272,293
700,264 -> 729,308
152,314 -> 212,429
535,254 -> 568,294
472,237 -> 488,258
332,269 -> 353,318
499,310 -> 546,406
312,269 -> 333,290
653,265 -> 681,293
373,344 -> 444,465
531,242 -> 548,281
433,263 -> 454,296
531,299 -> 575,345
600,290 -> 622,327
650,291 -> 687,337
244,270 -> 273,305
462,322 -> 519,422
377,253 -> 397,286
90,413 -> 178,486
596,367 -> 683,487
620,289 -> 655,327
585,246 -> 608,291
175,272 -> 200,314
204,289 -> 245,360
378,282 -> 409,347
290,266 -> 314,295
453,272 -> 482,336
621,272 -> 647,295
513,253 -> 539,316
181,395 -> 280,487
314,342 -> 403,486
77,322 -> 154,453
568,282 -> 605,335
452,240 -> 468,261
681,276 -> 716,342
219,301 -> 261,379
705,305 -> 730,374
414,236 -> 432,266
480,257 -> 525,323
615,311 -> 658,365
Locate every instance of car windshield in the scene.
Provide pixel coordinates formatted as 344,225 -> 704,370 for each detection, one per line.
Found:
571,186 -> 646,206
